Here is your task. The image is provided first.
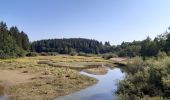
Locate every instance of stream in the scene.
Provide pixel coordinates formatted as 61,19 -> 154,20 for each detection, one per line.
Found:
56,68 -> 125,100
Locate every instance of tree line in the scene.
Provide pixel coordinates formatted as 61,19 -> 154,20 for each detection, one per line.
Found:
31,38 -> 114,54
1,21 -> 170,59
31,29 -> 170,59
113,29 -> 170,59
0,21 -> 30,58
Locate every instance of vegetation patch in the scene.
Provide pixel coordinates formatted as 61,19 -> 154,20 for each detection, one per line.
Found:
117,57 -> 170,100
83,67 -> 108,75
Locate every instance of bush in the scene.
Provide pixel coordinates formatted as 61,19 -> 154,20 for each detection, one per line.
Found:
102,53 -> 117,59
78,52 -> 95,57
0,50 -> 7,59
40,52 -> 48,56
69,52 -> 77,56
26,52 -> 38,57
157,51 -> 167,59
47,52 -> 58,56
117,57 -> 170,100
17,50 -> 27,57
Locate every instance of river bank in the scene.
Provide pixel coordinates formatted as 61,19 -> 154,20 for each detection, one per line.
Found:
56,68 -> 125,100
0,55 -> 114,100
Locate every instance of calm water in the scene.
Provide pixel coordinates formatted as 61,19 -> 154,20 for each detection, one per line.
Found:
0,95 -> 9,100
56,68 -> 125,100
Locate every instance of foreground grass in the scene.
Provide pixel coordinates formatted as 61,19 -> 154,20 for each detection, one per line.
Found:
0,55 -> 113,100
8,68 -> 96,100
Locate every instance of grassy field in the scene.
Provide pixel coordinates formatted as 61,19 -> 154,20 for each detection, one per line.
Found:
0,55 -> 114,100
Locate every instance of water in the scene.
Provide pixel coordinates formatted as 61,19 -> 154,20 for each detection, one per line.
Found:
56,68 -> 125,100
0,95 -> 9,100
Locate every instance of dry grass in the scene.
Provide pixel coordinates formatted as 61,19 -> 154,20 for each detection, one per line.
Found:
83,67 -> 108,75
0,55 -> 114,100
7,68 -> 96,100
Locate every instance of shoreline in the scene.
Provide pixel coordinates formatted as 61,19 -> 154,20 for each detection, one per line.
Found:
0,55 -> 109,100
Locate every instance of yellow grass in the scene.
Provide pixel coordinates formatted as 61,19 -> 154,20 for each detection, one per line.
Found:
0,55 -> 114,100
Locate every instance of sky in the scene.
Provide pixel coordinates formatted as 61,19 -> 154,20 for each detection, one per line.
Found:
1,0 -> 170,45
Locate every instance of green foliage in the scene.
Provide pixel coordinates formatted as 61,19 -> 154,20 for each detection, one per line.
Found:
31,38 -> 115,54
115,41 -> 142,57
40,52 -> 49,56
47,52 -> 59,56
114,30 -> 170,58
0,21 -> 30,58
117,57 -> 170,100
156,51 -> 167,59
26,52 -> 38,57
9,26 -> 30,51
69,52 -> 77,56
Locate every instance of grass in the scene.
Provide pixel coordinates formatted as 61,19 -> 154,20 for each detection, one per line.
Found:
8,67 -> 96,100
83,67 -> 108,75
0,55 -> 113,100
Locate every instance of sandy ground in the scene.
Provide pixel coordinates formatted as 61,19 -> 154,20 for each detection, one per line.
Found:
0,69 -> 38,97
0,70 -> 36,86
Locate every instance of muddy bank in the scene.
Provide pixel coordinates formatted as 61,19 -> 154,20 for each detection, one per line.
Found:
0,85 -> 5,96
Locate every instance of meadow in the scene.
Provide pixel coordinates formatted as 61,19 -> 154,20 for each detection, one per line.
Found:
0,55 -> 114,100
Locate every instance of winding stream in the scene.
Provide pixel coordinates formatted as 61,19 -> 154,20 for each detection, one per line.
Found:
56,68 -> 125,100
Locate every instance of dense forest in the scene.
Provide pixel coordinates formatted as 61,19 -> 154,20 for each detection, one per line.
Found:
0,22 -> 30,58
31,38 -> 114,54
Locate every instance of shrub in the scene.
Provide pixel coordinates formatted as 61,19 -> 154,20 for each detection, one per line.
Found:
17,50 -> 27,57
117,57 -> 170,99
69,52 -> 77,56
78,52 -> 94,57
26,52 -> 38,57
40,52 -> 48,56
102,53 -> 117,59
47,52 -> 58,56
157,51 -> 167,59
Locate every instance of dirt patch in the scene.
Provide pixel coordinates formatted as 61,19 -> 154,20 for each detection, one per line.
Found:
0,70 -> 36,86
0,85 -> 5,96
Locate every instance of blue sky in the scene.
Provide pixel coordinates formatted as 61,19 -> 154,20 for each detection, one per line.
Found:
1,0 -> 170,44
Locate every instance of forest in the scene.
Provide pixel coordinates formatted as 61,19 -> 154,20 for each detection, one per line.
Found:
31,38 -> 114,54
1,21 -> 170,59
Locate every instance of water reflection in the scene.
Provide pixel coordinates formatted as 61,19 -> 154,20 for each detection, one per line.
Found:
56,68 -> 125,100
